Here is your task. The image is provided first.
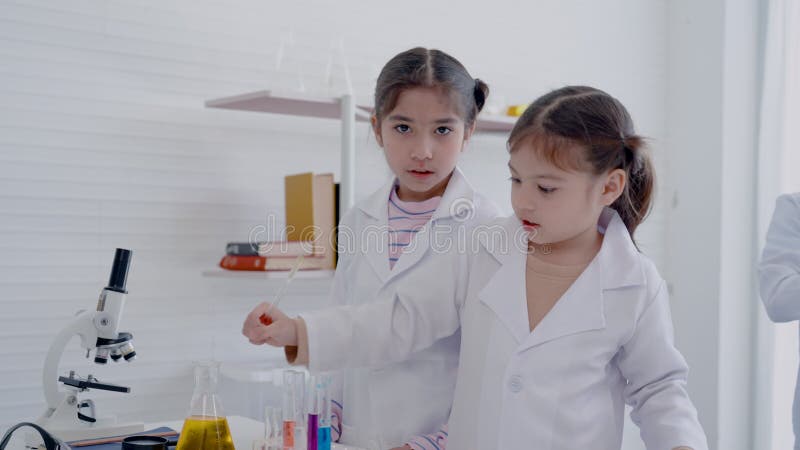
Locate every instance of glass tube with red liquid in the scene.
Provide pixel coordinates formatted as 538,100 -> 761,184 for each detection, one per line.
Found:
282,370 -> 305,449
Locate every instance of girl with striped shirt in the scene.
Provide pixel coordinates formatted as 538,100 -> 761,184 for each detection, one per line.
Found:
243,47 -> 500,450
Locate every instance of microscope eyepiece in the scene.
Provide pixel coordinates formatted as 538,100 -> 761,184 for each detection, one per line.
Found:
107,248 -> 132,293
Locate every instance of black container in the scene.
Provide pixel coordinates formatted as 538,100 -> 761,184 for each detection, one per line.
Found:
121,435 -> 177,450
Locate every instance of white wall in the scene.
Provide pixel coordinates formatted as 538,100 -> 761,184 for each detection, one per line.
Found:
665,0 -> 724,443
1,0 -> 675,447
719,0 -> 762,448
666,0 -> 764,449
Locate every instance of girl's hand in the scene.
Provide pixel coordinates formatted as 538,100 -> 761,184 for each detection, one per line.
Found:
241,302 -> 298,347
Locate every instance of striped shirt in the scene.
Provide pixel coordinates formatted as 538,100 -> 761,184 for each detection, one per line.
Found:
387,187 -> 441,269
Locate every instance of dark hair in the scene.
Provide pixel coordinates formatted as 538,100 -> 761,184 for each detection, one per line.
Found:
374,47 -> 489,127
508,86 -> 654,238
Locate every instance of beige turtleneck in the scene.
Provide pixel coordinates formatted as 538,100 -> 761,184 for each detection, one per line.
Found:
525,250 -> 589,332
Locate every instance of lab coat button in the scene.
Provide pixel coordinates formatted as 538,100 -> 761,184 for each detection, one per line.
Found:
509,375 -> 523,393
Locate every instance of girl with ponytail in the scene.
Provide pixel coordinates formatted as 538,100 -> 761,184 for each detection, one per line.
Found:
243,47 -> 500,450
249,86 -> 708,449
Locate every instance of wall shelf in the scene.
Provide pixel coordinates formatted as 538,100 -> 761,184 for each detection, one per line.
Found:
205,90 -> 517,133
202,269 -> 335,279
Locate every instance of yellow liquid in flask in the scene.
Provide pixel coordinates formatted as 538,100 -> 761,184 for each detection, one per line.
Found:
175,415 -> 236,450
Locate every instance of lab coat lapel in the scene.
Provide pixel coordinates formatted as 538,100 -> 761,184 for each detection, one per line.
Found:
478,217 -> 531,344
386,168 -> 476,282
519,258 -> 606,351
356,178 -> 394,284
519,208 -> 645,352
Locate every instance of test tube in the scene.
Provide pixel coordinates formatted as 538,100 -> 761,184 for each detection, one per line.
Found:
283,370 -> 306,449
317,374 -> 332,450
264,405 -> 281,445
306,375 -> 319,450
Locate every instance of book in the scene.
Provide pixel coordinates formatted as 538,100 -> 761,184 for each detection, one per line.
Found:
219,255 -> 328,271
257,240 -> 320,257
334,182 -> 340,266
67,427 -> 177,448
225,242 -> 261,256
284,172 -> 336,269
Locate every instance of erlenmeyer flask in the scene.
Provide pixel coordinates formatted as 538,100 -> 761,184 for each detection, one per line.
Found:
176,361 -> 236,450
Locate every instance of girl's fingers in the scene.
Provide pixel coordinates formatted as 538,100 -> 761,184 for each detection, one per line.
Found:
242,303 -> 293,347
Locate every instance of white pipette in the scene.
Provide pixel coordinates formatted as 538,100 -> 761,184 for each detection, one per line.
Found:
259,255 -> 305,325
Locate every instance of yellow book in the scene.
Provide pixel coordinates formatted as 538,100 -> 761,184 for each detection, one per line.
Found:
284,172 -> 336,269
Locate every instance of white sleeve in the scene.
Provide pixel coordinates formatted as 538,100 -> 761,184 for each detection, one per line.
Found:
617,280 -> 709,450
759,193 -> 800,322
299,255 -> 464,373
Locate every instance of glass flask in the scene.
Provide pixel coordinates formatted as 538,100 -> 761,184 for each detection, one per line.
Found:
176,361 -> 236,450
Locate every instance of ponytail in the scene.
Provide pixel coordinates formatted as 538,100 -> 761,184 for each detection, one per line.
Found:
473,78 -> 489,114
611,136 -> 654,236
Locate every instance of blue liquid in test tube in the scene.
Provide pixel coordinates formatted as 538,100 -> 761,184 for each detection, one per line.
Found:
317,374 -> 332,450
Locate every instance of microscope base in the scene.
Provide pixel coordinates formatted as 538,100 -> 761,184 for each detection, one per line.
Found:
33,417 -> 144,443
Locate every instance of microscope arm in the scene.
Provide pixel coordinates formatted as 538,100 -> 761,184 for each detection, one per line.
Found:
42,310 -> 99,410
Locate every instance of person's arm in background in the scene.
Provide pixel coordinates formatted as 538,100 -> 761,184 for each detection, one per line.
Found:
759,193 -> 800,322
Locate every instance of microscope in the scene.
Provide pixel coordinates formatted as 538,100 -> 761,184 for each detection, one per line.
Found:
33,248 -> 145,444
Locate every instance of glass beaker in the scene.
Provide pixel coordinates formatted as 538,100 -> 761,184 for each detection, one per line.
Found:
176,361 -> 236,450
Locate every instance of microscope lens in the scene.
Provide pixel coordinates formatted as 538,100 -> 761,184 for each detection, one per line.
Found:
94,348 -> 110,364
120,343 -> 136,361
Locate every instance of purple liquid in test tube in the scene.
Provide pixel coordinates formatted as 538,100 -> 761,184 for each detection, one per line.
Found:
307,374 -> 320,450
307,413 -> 319,449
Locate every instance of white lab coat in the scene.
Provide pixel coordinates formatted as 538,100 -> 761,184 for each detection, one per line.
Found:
309,167 -> 500,449
758,192 -> 800,448
305,208 -> 708,450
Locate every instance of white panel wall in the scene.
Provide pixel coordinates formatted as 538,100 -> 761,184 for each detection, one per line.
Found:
667,0 -> 765,449
0,1 -> 671,447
